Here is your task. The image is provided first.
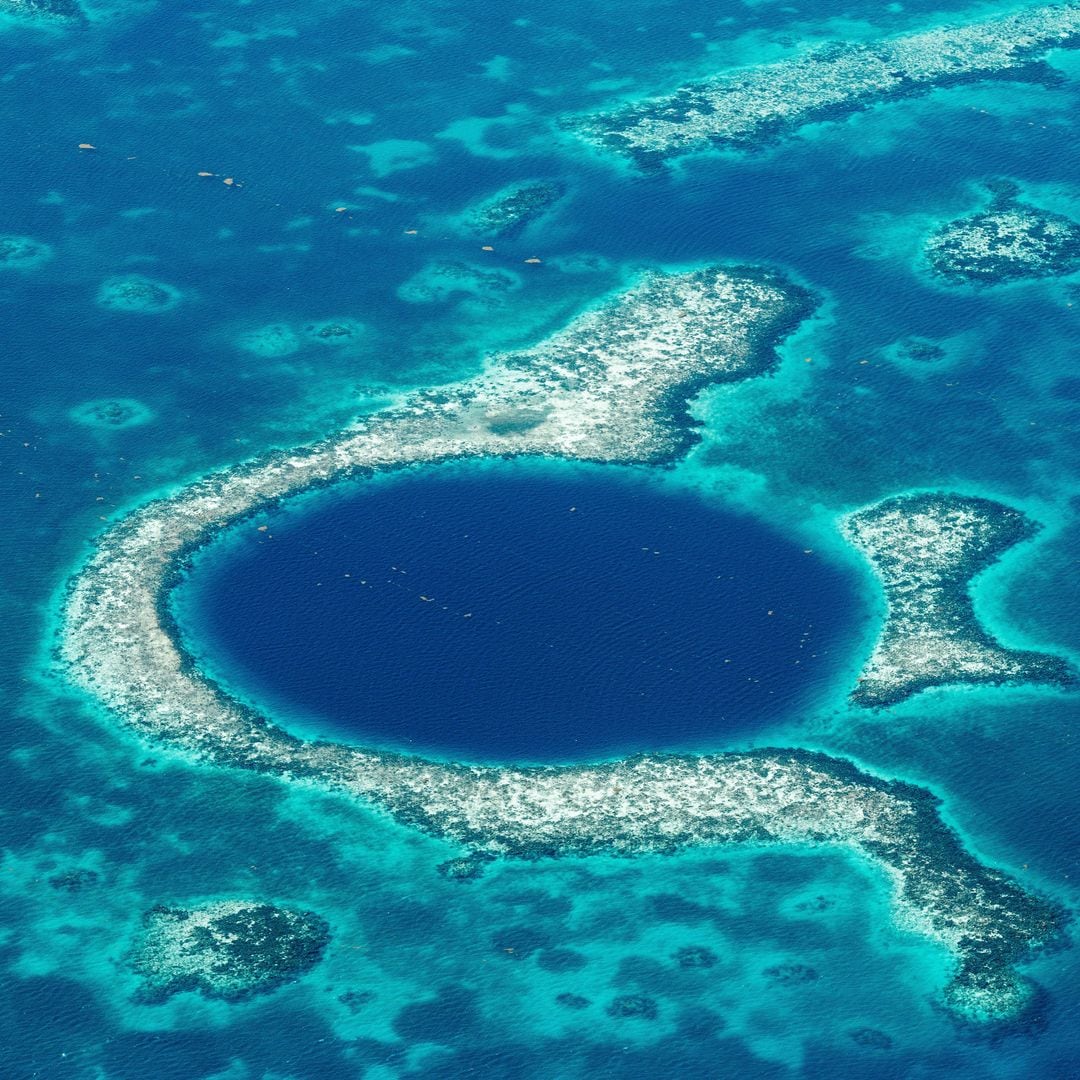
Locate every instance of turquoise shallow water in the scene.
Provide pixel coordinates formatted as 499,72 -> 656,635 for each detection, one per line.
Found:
2,0 -> 1080,1076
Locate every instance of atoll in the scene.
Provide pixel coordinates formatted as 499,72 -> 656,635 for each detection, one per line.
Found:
68,398 -> 154,430
563,4 -> 1080,166
460,181 -> 564,239
0,234 -> 53,270
923,183 -> 1080,285
96,275 -> 182,314
844,492 -> 1075,707
57,265 -> 1066,1022
128,900 -> 330,1004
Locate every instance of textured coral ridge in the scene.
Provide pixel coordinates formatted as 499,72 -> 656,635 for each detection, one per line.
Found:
924,182 -> 1080,285
564,3 -> 1080,166
129,901 -> 330,1004
845,492 -> 1075,707
58,266 -> 1060,1021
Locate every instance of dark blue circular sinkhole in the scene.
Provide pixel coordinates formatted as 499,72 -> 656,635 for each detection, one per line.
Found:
172,460 -> 867,763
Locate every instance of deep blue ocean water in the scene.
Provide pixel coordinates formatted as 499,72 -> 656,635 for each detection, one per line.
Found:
173,461 -> 868,761
1,0 -> 1079,1077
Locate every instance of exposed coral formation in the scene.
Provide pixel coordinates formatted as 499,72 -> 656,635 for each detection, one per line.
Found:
96,275 -> 182,314
564,4 -> 1080,166
923,181 -> 1080,285
844,492 -> 1074,707
129,900 -> 330,1004
57,266 -> 1065,1021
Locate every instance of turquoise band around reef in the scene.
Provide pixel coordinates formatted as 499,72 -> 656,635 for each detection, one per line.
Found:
54,263 -> 1072,1024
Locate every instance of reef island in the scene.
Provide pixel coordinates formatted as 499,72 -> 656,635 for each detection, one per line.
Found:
845,492 -> 1075,707
58,265 -> 1068,1023
564,3 -> 1080,167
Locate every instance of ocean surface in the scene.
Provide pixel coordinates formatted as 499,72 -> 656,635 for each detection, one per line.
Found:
1,0 -> 1079,1077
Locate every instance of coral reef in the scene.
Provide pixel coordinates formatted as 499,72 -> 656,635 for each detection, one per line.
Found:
849,1026 -> 893,1049
96,275 -> 182,314
461,181 -> 564,239
129,900 -> 330,1004
396,260 -> 521,304
0,234 -> 53,269
763,962 -> 819,984
303,319 -> 364,346
607,994 -> 659,1020
235,323 -> 300,358
844,492 -> 1075,707
564,5 -> 1080,166
1,0 -> 84,24
923,182 -> 1080,285
673,945 -> 718,969
68,398 -> 154,430
555,992 -> 591,1010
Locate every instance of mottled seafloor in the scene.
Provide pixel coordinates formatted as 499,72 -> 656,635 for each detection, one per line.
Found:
3,0 -> 1080,1078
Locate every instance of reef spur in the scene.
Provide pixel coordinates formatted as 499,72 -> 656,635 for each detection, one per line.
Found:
57,266 -> 1063,1022
564,3 -> 1080,166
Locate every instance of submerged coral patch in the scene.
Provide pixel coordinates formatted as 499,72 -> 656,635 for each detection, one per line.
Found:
236,323 -> 301,358
302,319 -> 364,346
129,900 -> 330,1004
0,234 -> 53,270
460,181 -> 564,239
564,4 -> 1080,166
606,994 -> 659,1020
68,398 -> 154,430
96,275 -> 182,314
396,260 -> 522,304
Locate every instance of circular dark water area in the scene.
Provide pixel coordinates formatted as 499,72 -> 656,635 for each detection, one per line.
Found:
172,460 -> 868,763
